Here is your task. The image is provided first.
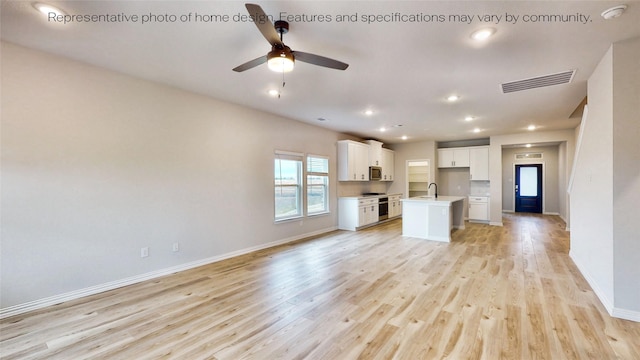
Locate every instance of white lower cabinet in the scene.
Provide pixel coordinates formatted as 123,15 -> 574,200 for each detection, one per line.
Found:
468,196 -> 489,221
359,199 -> 379,227
389,195 -> 402,218
339,197 -> 378,231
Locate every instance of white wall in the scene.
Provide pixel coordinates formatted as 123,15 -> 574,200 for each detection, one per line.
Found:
570,37 -> 640,320
0,42 -> 356,309
611,38 -> 640,314
568,45 -> 615,309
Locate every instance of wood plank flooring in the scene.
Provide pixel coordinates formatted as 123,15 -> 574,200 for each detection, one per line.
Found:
2,213 -> 640,359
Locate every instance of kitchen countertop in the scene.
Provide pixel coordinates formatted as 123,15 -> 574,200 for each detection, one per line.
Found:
401,196 -> 466,205
339,193 -> 402,199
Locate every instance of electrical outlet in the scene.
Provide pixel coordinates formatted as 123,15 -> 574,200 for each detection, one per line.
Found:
172,242 -> 179,252
141,247 -> 149,258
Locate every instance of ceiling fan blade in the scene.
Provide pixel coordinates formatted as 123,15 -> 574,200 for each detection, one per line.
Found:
293,51 -> 349,70
245,3 -> 282,47
232,55 -> 267,72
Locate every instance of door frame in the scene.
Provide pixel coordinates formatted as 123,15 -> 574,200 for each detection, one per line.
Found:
406,159 -> 431,198
512,161 -> 545,213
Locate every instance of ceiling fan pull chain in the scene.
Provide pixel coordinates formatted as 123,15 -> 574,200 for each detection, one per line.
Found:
279,71 -> 285,98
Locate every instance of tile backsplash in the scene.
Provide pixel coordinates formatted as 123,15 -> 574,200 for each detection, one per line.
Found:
470,180 -> 491,196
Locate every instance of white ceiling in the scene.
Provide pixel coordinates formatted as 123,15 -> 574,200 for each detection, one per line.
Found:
2,1 -> 639,144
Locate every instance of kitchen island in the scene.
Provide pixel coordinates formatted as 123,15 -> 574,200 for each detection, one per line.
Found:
401,196 -> 466,242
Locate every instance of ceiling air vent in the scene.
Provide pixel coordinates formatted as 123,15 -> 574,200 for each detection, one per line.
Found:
501,70 -> 576,93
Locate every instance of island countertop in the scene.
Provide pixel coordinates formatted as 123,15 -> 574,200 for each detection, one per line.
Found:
401,196 -> 466,205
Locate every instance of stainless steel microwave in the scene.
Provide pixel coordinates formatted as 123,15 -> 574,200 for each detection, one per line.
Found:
369,166 -> 382,181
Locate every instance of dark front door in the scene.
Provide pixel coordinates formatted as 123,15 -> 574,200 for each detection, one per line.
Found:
515,164 -> 543,213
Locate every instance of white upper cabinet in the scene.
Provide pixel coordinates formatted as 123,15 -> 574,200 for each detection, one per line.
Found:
381,148 -> 394,181
438,148 -> 470,168
338,140 -> 370,181
365,140 -> 383,167
469,146 -> 489,181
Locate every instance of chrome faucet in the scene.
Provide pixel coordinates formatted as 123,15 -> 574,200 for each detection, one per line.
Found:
428,183 -> 438,198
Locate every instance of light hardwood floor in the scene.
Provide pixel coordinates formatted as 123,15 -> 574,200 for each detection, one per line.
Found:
2,213 -> 640,359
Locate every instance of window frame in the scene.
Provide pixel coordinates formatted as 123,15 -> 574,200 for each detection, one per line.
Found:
274,151 -> 331,223
274,151 -> 304,222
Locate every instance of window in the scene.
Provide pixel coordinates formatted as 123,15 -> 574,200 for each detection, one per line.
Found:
274,152 -> 303,221
307,155 -> 329,215
274,151 -> 330,221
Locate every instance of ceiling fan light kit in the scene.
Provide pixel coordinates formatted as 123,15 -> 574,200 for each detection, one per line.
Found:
267,47 -> 294,72
233,3 -> 348,73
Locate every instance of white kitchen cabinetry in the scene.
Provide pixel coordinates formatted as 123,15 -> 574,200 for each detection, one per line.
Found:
438,148 -> 470,168
468,196 -> 489,221
359,198 -> 379,226
381,148 -> 395,181
469,146 -> 489,181
338,140 -> 369,181
388,194 -> 402,218
339,197 -> 379,231
366,140 -> 383,167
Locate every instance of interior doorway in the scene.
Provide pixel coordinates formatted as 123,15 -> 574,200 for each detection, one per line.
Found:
515,164 -> 543,213
406,160 -> 430,198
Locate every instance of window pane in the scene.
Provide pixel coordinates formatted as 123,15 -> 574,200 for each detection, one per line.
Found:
275,159 -> 300,185
307,156 -> 328,173
275,186 -> 301,219
307,176 -> 328,214
275,157 -> 302,220
520,167 -> 538,196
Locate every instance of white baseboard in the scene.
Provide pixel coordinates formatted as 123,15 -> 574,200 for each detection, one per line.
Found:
570,251 -> 614,311
543,212 -> 560,216
0,226 -> 337,320
567,251 -> 640,322
612,308 -> 640,322
489,221 -> 504,226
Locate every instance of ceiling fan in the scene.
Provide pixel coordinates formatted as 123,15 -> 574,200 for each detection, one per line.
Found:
232,3 -> 349,73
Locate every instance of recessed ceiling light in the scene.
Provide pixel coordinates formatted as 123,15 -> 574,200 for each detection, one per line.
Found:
447,95 -> 460,102
601,5 -> 627,20
364,109 -> 374,116
471,28 -> 496,41
401,135 -> 408,140
379,127 -> 386,132
32,2 -> 66,17
525,144 -> 532,148
528,125 -> 536,131
268,89 -> 280,97
465,116 -> 474,122
473,128 -> 481,133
